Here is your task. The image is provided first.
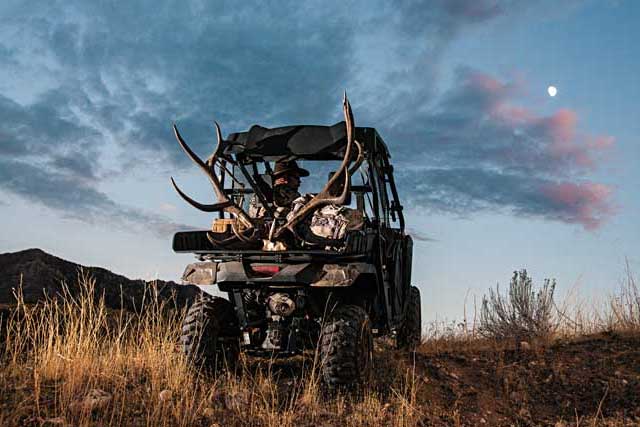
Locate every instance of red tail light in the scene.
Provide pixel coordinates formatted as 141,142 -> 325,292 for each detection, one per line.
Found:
250,265 -> 281,276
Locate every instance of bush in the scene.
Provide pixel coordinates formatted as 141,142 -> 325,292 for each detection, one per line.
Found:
479,269 -> 557,341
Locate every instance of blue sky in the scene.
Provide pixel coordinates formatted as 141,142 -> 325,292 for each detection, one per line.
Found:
0,0 -> 637,321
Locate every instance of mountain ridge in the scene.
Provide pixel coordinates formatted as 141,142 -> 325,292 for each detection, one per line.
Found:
0,248 -> 198,310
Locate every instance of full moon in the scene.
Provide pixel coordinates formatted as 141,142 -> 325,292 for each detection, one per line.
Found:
547,85 -> 557,97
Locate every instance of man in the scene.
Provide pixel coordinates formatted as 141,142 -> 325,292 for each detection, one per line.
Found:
271,160 -> 309,208
248,159 -> 309,217
272,159 -> 363,245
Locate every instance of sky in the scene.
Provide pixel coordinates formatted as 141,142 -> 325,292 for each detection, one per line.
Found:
0,0 -> 638,322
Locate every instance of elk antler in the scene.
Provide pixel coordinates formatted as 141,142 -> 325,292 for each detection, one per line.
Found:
271,93 -> 362,239
170,122 -> 257,235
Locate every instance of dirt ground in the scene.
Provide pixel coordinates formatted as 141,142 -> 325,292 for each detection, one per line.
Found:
406,332 -> 640,426
253,332 -> 640,426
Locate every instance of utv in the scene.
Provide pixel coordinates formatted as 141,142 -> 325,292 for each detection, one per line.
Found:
171,95 -> 421,387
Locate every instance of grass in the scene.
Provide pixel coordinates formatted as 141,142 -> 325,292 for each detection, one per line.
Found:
0,265 -> 638,426
609,259 -> 640,332
0,271 -> 421,427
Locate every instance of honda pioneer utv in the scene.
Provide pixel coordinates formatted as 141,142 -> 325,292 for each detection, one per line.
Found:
171,95 -> 421,388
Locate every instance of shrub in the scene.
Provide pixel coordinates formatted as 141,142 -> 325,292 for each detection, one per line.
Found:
479,269 -> 557,341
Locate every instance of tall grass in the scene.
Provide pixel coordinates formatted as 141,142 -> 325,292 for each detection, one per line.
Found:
553,261 -> 640,336
0,271 -> 421,427
2,270 -> 206,426
610,260 -> 640,331
425,265 -> 640,352
2,265 -> 638,426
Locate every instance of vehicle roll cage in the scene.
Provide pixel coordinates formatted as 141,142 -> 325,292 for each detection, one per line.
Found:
211,124 -> 405,233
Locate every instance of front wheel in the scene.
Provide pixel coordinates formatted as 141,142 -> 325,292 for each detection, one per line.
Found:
319,305 -> 373,389
396,286 -> 422,350
181,295 -> 240,372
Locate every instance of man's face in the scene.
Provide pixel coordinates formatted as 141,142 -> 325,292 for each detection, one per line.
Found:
274,173 -> 301,190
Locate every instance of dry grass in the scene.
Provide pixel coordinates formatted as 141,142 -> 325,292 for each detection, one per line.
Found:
0,271 -> 421,427
1,265 -> 639,426
418,265 -> 640,360
609,260 -> 640,332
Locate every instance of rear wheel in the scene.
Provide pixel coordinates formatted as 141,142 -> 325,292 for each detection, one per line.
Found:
181,295 -> 240,372
397,286 -> 421,350
319,305 -> 373,389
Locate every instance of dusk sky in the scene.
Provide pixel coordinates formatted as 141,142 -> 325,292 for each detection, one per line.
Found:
1,0 -> 638,322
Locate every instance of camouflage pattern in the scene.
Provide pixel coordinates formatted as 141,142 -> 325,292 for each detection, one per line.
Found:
249,186 -> 301,218
248,194 -> 267,218
288,195 -> 364,241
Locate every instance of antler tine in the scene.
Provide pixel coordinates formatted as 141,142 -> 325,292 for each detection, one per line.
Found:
172,123 -> 255,231
324,95 -> 355,196
211,122 -> 257,229
349,139 -> 364,175
272,96 -> 357,238
173,123 -> 226,201
231,221 -> 258,243
170,177 -> 232,212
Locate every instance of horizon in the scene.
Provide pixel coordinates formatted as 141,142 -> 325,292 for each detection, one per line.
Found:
1,0 -> 638,322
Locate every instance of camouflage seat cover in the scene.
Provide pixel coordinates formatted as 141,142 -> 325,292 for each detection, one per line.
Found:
287,195 -> 364,242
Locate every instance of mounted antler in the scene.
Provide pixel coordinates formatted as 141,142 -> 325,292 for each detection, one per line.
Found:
170,123 -> 258,242
271,94 -> 362,239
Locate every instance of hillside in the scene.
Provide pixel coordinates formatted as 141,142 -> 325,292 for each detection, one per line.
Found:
0,250 -> 638,426
0,248 -> 198,310
410,333 -> 639,425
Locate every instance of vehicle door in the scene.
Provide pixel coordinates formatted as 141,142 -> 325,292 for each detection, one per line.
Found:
373,157 -> 411,329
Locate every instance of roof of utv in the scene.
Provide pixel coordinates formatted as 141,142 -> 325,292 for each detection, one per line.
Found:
226,121 -> 389,161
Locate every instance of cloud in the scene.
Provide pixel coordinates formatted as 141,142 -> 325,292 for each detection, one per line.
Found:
1,1 -> 356,161
0,0 -> 614,233
389,68 -> 614,229
351,0 -> 552,122
0,92 -> 96,157
540,182 -> 613,230
0,158 -> 193,238
399,168 -> 614,229
405,227 -> 438,242
159,203 -> 177,212
0,0 -> 356,233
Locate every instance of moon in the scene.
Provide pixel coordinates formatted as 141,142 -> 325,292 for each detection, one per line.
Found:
547,85 -> 557,97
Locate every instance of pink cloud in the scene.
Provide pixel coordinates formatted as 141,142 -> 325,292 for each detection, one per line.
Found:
587,135 -> 615,149
492,104 -> 535,125
467,72 -> 505,94
473,74 -> 615,172
543,109 -> 577,143
407,67 -> 618,231
464,71 -> 617,229
541,182 -> 614,230
533,110 -> 616,169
